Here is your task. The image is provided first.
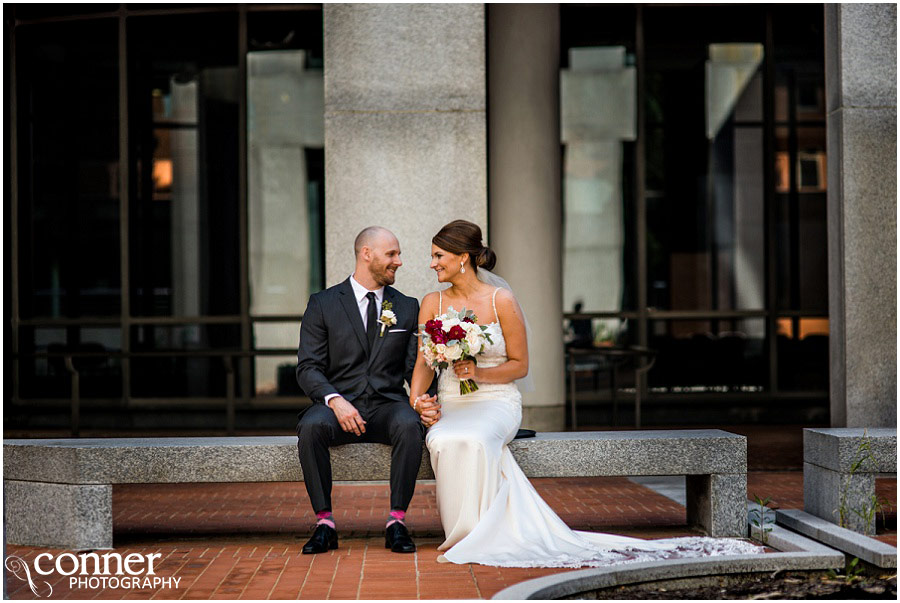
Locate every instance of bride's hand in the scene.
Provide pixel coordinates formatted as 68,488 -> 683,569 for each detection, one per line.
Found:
453,359 -> 477,380
413,394 -> 441,427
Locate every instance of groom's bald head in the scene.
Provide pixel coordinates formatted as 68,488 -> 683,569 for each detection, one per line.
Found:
354,226 -> 395,258
354,226 -> 402,287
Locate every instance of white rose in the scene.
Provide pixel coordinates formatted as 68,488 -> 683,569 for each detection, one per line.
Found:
465,329 -> 483,352
381,310 -> 396,325
460,321 -> 479,333
442,317 -> 461,329
435,344 -> 447,355
443,344 -> 463,361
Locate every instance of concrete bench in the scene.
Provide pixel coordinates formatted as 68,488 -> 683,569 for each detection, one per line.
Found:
4,429 -> 748,550
803,427 -> 897,535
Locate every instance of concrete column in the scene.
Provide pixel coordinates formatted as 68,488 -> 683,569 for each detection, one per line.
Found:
825,4 -> 897,427
488,5 -> 564,430
323,4 -> 487,300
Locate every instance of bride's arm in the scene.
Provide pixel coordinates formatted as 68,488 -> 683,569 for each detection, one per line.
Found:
453,288 -> 529,384
409,292 -> 439,403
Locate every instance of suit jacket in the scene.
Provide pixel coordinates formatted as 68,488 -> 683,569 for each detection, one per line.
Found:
296,278 -> 420,406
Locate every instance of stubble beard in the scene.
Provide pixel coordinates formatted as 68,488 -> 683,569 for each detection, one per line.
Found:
370,260 -> 397,287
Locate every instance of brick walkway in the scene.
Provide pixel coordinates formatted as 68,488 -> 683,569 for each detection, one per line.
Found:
5,474 -> 895,599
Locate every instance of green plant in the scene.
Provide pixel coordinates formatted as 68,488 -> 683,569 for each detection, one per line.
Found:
826,557 -> 864,584
835,429 -> 883,533
749,494 -> 775,545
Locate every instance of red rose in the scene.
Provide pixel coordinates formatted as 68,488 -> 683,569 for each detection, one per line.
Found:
425,319 -> 443,336
432,332 -> 447,345
448,325 -> 466,341
462,316 -> 475,323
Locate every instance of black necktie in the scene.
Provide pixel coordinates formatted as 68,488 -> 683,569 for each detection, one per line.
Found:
366,292 -> 378,350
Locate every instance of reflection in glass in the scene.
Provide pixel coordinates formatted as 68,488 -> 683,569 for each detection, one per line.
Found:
247,42 -> 324,396
561,46 -> 635,324
128,13 -> 240,318
252,322 -> 303,397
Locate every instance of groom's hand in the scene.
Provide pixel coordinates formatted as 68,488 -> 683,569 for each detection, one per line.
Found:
415,395 -> 441,427
330,397 -> 366,435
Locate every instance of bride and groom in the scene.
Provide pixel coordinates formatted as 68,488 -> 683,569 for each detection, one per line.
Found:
295,220 -> 762,567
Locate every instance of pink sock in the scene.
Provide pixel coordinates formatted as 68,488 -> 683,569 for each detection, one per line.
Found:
386,510 -> 406,528
316,511 -> 335,529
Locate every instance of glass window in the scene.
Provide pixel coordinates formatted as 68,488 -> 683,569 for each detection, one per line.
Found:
16,19 -> 120,319
649,319 -> 767,393
644,7 -> 766,313
252,322 -> 302,397
130,323 -> 240,397
246,10 -> 324,400
127,13 -> 240,317
247,10 -> 325,320
560,6 -> 637,315
18,326 -> 123,399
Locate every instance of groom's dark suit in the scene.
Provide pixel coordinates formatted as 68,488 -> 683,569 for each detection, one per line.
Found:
295,277 -> 424,513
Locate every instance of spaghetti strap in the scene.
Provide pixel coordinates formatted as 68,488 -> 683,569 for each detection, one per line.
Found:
439,290 -> 442,315
491,287 -> 500,323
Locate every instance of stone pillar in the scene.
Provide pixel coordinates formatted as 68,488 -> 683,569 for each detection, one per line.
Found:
488,5 -> 564,430
825,5 -> 897,427
323,4 -> 487,300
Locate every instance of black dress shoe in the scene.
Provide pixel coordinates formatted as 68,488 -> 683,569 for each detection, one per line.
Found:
384,522 -> 416,553
302,524 -> 338,554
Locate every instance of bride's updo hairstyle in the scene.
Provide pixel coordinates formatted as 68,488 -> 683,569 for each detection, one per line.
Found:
432,220 -> 497,272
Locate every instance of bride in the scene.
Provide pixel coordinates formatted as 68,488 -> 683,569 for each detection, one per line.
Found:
408,220 -> 764,568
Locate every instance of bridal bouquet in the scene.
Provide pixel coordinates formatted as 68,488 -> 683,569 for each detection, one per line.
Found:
420,306 -> 494,395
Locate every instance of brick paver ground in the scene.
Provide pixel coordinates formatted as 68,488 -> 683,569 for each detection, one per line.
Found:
4,425 -> 896,599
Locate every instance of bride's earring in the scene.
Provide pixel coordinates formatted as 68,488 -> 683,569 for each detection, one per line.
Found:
460,261 -> 466,274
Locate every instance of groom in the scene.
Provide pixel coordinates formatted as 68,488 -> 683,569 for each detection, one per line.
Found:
295,226 -> 425,554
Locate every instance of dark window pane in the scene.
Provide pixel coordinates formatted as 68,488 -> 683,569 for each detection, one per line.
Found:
648,319 -> 767,393
644,6 -> 766,313
18,326 -> 123,399
777,319 -> 829,391
16,19 -> 120,319
128,13 -> 240,317
11,5 -> 114,20
130,323 -> 240,397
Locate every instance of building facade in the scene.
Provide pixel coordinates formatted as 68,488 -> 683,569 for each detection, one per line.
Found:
5,4 -> 896,433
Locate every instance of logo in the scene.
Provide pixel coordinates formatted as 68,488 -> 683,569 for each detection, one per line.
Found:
5,552 -> 181,597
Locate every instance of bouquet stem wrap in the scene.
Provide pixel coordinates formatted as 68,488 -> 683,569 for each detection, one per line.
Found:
458,355 -> 479,395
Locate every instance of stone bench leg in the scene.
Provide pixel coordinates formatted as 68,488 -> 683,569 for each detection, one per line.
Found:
804,462 -> 876,535
685,473 -> 747,537
4,480 -> 112,550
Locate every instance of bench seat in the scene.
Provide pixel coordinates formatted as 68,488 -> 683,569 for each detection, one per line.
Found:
4,429 -> 748,549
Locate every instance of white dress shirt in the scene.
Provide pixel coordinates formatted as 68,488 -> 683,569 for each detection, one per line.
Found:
324,274 -> 384,407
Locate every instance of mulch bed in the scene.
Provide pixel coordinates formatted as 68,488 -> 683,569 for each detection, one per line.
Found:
586,571 -> 897,600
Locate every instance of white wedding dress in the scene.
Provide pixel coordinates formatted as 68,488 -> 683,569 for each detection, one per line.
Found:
425,289 -> 764,568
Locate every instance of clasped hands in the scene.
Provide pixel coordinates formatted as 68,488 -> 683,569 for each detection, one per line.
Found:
412,394 -> 441,427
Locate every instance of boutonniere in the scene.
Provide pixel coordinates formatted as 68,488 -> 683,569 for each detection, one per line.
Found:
379,301 -> 397,336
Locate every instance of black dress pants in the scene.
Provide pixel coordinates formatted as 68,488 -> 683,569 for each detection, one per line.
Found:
296,395 -> 424,513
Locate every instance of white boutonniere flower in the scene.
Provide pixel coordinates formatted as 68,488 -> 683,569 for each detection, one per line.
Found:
379,301 -> 397,336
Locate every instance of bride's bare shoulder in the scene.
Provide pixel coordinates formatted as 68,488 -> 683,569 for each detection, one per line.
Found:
494,288 -> 523,319
493,287 -> 517,306
421,291 -> 441,311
